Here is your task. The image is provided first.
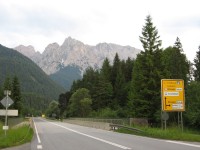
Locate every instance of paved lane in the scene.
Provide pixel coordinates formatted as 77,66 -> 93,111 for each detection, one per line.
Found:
32,118 -> 200,150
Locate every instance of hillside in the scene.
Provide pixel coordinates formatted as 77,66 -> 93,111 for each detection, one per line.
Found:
49,65 -> 81,90
0,44 -> 65,113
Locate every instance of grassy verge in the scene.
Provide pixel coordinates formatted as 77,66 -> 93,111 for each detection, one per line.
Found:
0,121 -> 34,148
117,126 -> 200,142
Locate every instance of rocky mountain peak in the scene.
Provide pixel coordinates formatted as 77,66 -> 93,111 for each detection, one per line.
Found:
43,43 -> 59,55
14,45 -> 42,64
14,45 -> 37,58
14,37 -> 141,75
61,36 -> 84,49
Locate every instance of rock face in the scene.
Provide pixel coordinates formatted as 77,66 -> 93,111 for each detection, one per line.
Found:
14,37 -> 141,89
14,45 -> 42,64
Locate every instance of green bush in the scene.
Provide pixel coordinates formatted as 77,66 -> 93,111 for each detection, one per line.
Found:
93,108 -> 117,118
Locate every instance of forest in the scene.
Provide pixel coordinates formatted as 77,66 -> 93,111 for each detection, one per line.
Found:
46,15 -> 200,129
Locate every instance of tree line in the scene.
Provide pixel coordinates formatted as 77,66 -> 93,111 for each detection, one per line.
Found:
46,15 -> 200,129
0,76 -> 22,115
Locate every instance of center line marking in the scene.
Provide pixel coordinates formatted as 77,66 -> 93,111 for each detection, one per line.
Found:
40,118 -> 131,150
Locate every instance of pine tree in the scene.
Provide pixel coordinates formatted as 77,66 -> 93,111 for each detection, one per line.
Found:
114,66 -> 127,107
129,15 -> 163,123
162,38 -> 189,83
12,76 -> 22,114
174,37 -> 183,52
194,46 -> 200,81
124,57 -> 134,82
139,15 -> 162,53
111,53 -> 121,86
100,58 -> 111,82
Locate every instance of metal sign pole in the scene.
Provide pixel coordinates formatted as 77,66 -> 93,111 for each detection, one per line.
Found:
5,91 -> 9,136
181,112 -> 183,132
3,90 -> 11,136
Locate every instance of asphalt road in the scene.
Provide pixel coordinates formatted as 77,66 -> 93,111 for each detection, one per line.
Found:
31,118 -> 200,150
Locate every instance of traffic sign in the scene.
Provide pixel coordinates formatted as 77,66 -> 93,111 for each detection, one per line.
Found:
0,96 -> 14,108
162,112 -> 169,120
3,126 -> 9,130
161,79 -> 185,111
0,109 -> 18,116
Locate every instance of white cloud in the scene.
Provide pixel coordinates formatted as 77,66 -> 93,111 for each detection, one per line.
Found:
0,0 -> 199,61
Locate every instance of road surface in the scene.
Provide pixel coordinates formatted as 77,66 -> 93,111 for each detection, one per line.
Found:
31,118 -> 200,150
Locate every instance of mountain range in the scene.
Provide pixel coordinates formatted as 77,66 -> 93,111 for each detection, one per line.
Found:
0,44 -> 65,112
14,37 -> 141,90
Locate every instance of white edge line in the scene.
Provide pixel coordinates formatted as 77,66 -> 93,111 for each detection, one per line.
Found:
33,118 -> 41,144
166,140 -> 200,148
40,118 -> 131,150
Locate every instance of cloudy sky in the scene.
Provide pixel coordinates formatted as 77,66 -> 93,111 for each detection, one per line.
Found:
0,0 -> 199,61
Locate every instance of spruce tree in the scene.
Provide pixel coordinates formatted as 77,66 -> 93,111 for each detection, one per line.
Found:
139,15 -> 162,53
174,37 -> 183,52
111,53 -> 121,86
12,76 -> 22,114
114,66 -> 126,107
100,58 -> 111,82
162,38 -> 189,83
129,15 -> 163,123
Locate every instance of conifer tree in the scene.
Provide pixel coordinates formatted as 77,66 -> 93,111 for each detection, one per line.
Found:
111,53 -> 121,86
100,58 -> 111,82
129,15 -> 163,123
162,38 -> 189,83
114,66 -> 126,107
174,37 -> 183,52
12,76 -> 22,114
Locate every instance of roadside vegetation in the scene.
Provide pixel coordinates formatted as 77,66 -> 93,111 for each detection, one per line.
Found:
117,126 -> 200,142
52,15 -> 200,134
0,119 -> 33,149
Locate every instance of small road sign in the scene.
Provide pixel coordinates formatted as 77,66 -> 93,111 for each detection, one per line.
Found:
0,109 -> 18,116
3,126 -> 9,130
162,112 -> 169,121
0,96 -> 14,108
161,79 -> 185,112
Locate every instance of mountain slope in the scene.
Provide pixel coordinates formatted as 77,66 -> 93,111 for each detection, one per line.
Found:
0,44 -> 65,112
49,65 -> 82,90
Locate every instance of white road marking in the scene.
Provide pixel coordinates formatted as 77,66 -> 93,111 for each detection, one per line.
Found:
40,119 -> 131,150
33,119 -> 41,144
166,140 -> 200,148
37,145 -> 43,149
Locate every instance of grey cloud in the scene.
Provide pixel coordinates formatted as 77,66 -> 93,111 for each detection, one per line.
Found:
0,6 -> 80,36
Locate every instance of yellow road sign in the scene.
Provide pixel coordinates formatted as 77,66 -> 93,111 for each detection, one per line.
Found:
161,79 -> 185,111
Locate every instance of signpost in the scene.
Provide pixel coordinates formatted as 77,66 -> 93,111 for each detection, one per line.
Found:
0,90 -> 17,136
161,79 -> 185,131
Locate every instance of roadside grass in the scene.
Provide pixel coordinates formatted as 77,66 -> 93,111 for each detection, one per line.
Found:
117,126 -> 200,142
0,120 -> 34,148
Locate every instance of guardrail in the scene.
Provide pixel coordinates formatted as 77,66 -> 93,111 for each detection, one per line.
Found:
110,124 -> 144,133
68,118 -> 130,125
